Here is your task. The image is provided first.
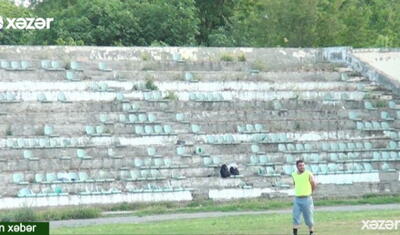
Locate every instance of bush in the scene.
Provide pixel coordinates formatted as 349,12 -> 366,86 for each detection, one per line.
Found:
38,207 -> 101,221
141,53 -> 151,61
5,126 -> 12,136
4,208 -> 39,222
145,79 -> 158,90
375,100 -> 387,108
165,91 -> 178,100
220,54 -> 234,62
237,54 -> 246,62
0,207 -> 102,222
251,60 -> 266,71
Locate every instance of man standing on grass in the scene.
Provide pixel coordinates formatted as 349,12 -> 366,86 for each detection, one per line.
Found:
292,160 -> 317,235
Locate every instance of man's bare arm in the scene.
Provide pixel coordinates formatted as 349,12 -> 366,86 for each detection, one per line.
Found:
309,174 -> 316,192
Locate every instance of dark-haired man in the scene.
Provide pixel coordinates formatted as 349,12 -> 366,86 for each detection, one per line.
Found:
292,160 -> 317,235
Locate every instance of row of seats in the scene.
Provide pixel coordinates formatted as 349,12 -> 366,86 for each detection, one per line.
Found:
252,133 -> 291,143
250,150 -> 400,166
79,186 -> 122,195
0,92 -> 19,103
37,92 -> 72,103
118,113 -> 157,124
17,183 -> 189,197
5,144 -> 204,161
274,141 -> 398,153
127,183 -> 191,193
274,162 -> 390,176
122,103 -> 140,112
133,158 -> 185,169
0,60 -> 112,72
364,101 -> 400,110
120,169 -> 175,181
356,121 -> 392,131
85,125 -> 111,136
258,167 -> 280,177
249,155 -> 275,166
184,72 -> 199,83
19,149 -> 93,160
295,151 -> 400,163
189,93 -> 226,102
321,141 -> 376,152
1,60 -> 33,71
6,138 -> 91,149
386,131 -> 400,140
13,171 -> 114,185
1,91 -> 71,103
134,125 -> 173,135
349,111 -> 397,121
206,135 -> 239,145
283,162 -> 381,175
143,91 -> 166,102
237,124 -> 266,133
18,186 -> 67,197
90,82 -> 115,92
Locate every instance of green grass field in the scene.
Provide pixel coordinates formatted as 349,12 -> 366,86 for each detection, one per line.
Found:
109,195 -> 400,217
52,209 -> 400,235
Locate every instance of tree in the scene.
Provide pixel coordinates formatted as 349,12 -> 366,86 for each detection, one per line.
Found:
195,0 -> 236,46
0,0 -> 34,45
32,0 -> 199,46
124,0 -> 199,46
33,0 -> 141,46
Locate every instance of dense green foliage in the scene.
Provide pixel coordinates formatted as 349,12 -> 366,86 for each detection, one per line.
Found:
0,0 -> 399,47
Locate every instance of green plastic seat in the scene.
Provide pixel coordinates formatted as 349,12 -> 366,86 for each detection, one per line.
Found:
17,188 -> 35,197
278,144 -> 287,152
78,172 -> 94,182
66,71 -> 80,81
329,153 -> 338,162
381,111 -> 394,120
372,152 -> 381,161
77,149 -> 92,160
138,114 -> 147,123
259,155 -> 268,165
388,101 -> 398,109
134,125 -> 144,135
37,93 -> 51,103
108,148 -> 123,159
44,125 -> 57,136
191,124 -> 201,134
287,144 -> 295,152
23,150 -> 39,161
70,61 -> 83,71
364,101 -> 376,110
57,92 -> 71,103
98,62 -> 112,72
13,173 -> 28,185
177,146 -> 191,157
388,141 -> 397,150
144,125 -> 154,135
163,125 -> 173,134
348,111 -> 360,120
249,155 -> 258,165
251,144 -> 265,154
148,113 -> 157,123
254,124 -> 264,132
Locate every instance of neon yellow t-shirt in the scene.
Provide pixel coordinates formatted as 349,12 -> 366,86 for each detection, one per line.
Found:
292,170 -> 313,196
